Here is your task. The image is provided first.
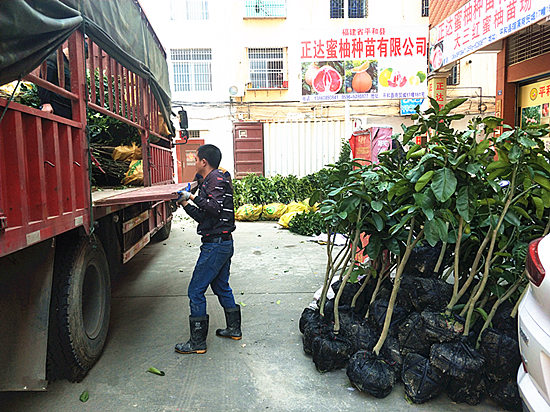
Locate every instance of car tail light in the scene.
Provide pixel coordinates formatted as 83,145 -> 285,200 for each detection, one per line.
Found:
526,238 -> 545,287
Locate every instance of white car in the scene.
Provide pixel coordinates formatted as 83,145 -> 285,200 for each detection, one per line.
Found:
518,233 -> 550,412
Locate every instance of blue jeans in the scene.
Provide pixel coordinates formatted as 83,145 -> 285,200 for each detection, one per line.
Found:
188,239 -> 237,317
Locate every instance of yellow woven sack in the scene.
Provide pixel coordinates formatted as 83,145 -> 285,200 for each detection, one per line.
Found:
262,203 -> 287,220
286,202 -> 309,214
112,143 -> 142,161
301,198 -> 319,212
235,204 -> 262,221
122,159 -> 143,185
278,211 -> 301,228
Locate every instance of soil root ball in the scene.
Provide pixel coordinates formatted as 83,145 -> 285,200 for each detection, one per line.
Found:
381,335 -> 403,378
299,307 -> 320,334
346,351 -> 396,398
399,277 -> 453,312
492,302 -> 518,338
479,328 -> 520,381
430,339 -> 485,380
302,322 -> 331,355
368,299 -> 409,336
398,312 -> 431,357
311,332 -> 354,373
402,353 -> 447,403
403,243 -> 448,278
322,300 -> 354,324
446,375 -> 486,405
342,319 -> 378,353
421,311 -> 464,343
487,377 -> 522,411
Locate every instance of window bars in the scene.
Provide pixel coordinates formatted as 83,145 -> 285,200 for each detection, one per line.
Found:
170,49 -> 212,92
248,48 -> 285,89
447,63 -> 460,86
330,0 -> 367,19
244,0 -> 286,18
170,0 -> 209,20
422,0 -> 429,17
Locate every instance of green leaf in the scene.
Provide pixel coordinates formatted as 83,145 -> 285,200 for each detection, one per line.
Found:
415,170 -> 434,192
496,130 -> 514,142
466,163 -> 482,176
435,218 -> 449,241
429,97 -> 440,113
533,196 -> 544,219
475,139 -> 492,155
80,391 -> 89,403
406,144 -> 422,160
486,160 -> 509,172
534,174 -> 550,192
456,186 -> 473,222
147,367 -> 165,376
365,235 -> 382,259
424,219 -> 440,247
430,168 -> 457,202
385,238 -> 401,255
504,210 -> 521,226
439,98 -> 467,115
372,213 -> 384,231
519,135 -> 537,148
371,200 -> 384,212
509,144 -> 522,163
413,193 -> 434,220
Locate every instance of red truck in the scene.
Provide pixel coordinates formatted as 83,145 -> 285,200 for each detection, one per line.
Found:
0,1 -> 189,390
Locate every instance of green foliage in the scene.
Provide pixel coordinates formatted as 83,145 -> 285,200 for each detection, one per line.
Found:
233,170 -> 330,208
289,211 -> 324,236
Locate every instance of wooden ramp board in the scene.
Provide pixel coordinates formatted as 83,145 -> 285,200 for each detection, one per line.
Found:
92,182 -> 195,206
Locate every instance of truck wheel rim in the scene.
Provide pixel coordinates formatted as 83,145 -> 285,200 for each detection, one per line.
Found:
82,263 -> 104,340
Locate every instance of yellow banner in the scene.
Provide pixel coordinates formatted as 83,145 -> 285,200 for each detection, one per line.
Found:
519,78 -> 550,128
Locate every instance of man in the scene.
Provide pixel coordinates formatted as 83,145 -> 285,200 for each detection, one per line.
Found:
175,144 -> 241,354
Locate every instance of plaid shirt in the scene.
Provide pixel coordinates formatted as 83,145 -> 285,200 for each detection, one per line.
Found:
183,169 -> 236,238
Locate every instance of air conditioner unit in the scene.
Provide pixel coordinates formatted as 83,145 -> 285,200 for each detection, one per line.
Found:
229,84 -> 245,97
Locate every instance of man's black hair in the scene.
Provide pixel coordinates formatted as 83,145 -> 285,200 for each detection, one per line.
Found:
197,144 -> 221,169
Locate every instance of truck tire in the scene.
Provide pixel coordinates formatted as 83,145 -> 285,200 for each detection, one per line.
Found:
153,220 -> 172,242
47,235 -> 111,382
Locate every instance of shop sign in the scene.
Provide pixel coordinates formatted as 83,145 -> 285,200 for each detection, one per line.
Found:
519,77 -> 550,150
429,0 -> 550,71
300,25 -> 428,102
428,77 -> 447,108
400,98 -> 425,115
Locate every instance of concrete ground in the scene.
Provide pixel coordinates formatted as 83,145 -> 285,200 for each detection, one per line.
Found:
0,211 -> 505,412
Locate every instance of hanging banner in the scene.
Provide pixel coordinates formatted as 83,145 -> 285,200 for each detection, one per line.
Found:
429,0 -> 550,71
300,25 -> 428,102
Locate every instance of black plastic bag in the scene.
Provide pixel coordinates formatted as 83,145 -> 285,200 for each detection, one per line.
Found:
402,242 -> 449,278
368,299 -> 409,336
346,351 -> 396,398
492,302 -> 518,338
303,321 -> 331,355
381,335 -> 403,378
322,300 -> 354,324
331,278 -> 374,313
398,312 -> 431,357
430,339 -> 485,380
421,311 -> 464,343
479,328 -> 520,381
299,307 -> 320,334
487,377 -> 522,411
402,353 -> 447,403
446,375 -> 486,405
399,277 -> 453,312
311,331 -> 354,373
342,319 -> 378,353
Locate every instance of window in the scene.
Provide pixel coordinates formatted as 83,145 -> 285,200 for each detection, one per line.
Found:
248,48 -> 285,89
171,49 -> 212,92
422,0 -> 429,17
348,0 -> 367,18
244,0 -> 286,18
170,0 -> 209,20
330,0 -> 367,18
330,0 -> 344,18
189,130 -> 201,139
447,63 -> 459,86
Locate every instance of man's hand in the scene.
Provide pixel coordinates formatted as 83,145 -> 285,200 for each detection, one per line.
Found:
176,191 -> 192,205
41,103 -> 53,113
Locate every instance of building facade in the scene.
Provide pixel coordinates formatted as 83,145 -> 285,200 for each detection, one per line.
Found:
140,0 -> 494,179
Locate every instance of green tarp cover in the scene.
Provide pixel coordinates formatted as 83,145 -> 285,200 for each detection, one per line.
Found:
0,0 -> 173,134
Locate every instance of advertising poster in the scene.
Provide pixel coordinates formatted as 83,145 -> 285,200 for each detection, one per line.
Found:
519,77 -> 550,150
429,0 -> 550,71
300,26 -> 428,102
400,98 -> 425,115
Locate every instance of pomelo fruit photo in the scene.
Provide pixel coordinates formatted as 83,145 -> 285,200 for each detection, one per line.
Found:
312,65 -> 342,94
305,63 -> 319,86
352,71 -> 372,93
